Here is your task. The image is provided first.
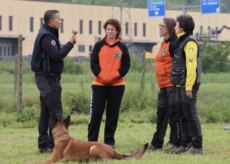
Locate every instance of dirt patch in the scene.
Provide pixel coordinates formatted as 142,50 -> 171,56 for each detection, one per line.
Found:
0,138 -> 36,145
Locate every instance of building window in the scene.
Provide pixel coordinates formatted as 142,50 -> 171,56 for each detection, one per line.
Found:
12,46 -> 15,56
89,45 -> 93,56
125,22 -> 129,36
8,47 -> 10,56
40,18 -> 44,28
89,20 -> 92,34
0,16 -> 2,31
0,46 -> 2,56
4,47 -> 6,56
9,16 -> 13,31
80,20 -> 83,34
30,17 -> 34,32
78,45 -> 85,52
60,19 -> 64,33
143,23 -> 146,37
98,21 -> 101,35
89,45 -> 92,52
134,23 -> 137,36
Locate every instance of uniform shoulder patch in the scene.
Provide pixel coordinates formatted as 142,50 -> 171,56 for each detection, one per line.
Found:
51,40 -> 56,46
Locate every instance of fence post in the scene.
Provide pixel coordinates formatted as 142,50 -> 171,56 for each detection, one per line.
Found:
17,35 -> 23,114
141,50 -> 146,94
14,54 -> 18,95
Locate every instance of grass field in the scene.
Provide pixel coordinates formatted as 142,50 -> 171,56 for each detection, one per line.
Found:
1,61 -> 230,163
0,121 -> 230,164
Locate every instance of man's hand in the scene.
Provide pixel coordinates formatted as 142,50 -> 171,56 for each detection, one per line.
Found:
186,90 -> 192,99
70,35 -> 77,45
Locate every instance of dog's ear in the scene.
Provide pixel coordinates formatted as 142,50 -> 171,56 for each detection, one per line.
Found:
63,115 -> 70,128
52,115 -> 58,129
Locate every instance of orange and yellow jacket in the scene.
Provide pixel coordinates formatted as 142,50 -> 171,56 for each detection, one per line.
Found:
90,36 -> 130,86
155,35 -> 177,88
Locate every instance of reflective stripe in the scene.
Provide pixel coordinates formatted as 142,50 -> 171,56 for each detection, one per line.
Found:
88,89 -> 93,124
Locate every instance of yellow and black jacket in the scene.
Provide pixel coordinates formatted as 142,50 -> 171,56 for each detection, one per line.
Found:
90,36 -> 130,86
170,32 -> 201,90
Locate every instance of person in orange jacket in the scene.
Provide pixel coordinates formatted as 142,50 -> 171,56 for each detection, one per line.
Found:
88,18 -> 130,148
148,18 -> 182,151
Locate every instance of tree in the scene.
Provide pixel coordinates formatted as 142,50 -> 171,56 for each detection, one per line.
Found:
201,40 -> 230,73
28,0 -> 230,13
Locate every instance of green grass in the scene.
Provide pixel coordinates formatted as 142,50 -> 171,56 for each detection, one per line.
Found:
0,122 -> 230,164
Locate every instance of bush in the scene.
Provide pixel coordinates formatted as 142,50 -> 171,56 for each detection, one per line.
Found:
63,57 -> 84,74
204,109 -> 222,123
62,91 -> 90,114
148,110 -> 157,123
201,40 -> 230,73
17,105 -> 40,123
0,112 -> 17,127
130,54 -> 142,72
62,106 -> 71,121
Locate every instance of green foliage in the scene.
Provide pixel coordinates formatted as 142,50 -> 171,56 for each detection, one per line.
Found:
201,40 -> 230,73
220,0 -> 230,13
203,109 -> 222,123
17,105 -> 41,123
130,54 -> 142,72
62,106 -> 71,121
0,112 -> 17,127
63,57 -> 84,74
62,91 -> 90,114
28,0 -> 230,13
148,110 -> 157,123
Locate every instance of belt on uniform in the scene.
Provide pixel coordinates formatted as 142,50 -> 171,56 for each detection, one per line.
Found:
35,72 -> 61,79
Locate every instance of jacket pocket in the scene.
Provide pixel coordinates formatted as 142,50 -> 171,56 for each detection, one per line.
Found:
98,70 -> 121,85
170,70 -> 185,85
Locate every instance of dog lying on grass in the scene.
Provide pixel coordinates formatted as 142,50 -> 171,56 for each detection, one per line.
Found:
31,115 -> 148,163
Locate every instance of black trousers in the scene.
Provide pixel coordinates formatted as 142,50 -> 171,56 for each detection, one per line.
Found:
88,85 -> 125,146
151,87 -> 182,148
35,74 -> 63,149
176,84 -> 203,148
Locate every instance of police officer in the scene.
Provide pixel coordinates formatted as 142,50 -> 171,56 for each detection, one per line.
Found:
31,10 -> 76,153
170,15 -> 203,154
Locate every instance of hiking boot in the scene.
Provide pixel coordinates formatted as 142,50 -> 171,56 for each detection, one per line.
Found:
47,148 -> 53,153
147,144 -> 161,151
164,145 -> 179,154
108,145 -> 115,149
38,147 -> 53,153
169,145 -> 190,154
164,141 -> 173,147
185,146 -> 203,155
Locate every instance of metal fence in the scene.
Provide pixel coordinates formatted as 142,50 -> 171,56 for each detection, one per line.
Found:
0,38 -> 230,118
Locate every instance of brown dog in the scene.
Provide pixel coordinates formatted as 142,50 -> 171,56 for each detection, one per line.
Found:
32,115 -> 148,163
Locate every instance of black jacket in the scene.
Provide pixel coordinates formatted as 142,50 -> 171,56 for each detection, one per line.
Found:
31,24 -> 73,74
170,32 -> 201,85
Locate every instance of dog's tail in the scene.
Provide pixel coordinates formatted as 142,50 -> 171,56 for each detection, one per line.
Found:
116,143 -> 148,160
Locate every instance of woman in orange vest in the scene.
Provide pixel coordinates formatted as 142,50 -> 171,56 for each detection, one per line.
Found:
88,18 -> 130,148
148,18 -> 182,151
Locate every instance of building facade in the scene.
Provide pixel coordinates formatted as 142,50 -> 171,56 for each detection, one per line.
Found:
0,0 -> 230,58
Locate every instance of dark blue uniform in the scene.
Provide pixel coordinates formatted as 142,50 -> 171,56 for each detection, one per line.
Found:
31,24 -> 73,151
